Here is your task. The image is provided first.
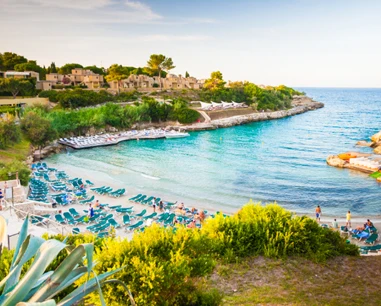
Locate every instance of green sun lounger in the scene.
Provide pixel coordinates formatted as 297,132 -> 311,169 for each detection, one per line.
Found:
365,233 -> 379,245
79,195 -> 94,205
86,180 -> 94,186
142,196 -> 154,205
72,227 -> 80,234
108,218 -> 121,228
135,195 -> 147,203
54,214 -> 66,224
69,208 -> 81,218
129,194 -> 142,201
123,215 -> 131,225
156,213 -> 169,222
116,207 -> 134,214
63,212 -> 77,225
97,231 -> 109,238
126,220 -> 144,231
134,209 -> 147,218
143,212 -> 157,220
108,205 -> 122,210
164,213 -> 176,226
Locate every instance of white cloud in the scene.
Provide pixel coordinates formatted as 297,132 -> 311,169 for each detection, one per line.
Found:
140,35 -> 211,42
0,0 -> 112,10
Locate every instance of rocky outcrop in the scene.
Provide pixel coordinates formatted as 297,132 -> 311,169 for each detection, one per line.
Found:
210,97 -> 324,128
371,131 -> 381,143
326,155 -> 346,168
33,142 -> 65,161
356,141 -> 372,147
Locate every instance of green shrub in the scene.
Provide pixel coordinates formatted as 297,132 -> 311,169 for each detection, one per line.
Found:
0,160 -> 31,185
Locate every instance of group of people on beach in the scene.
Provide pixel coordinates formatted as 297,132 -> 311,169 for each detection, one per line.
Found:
315,205 -> 376,231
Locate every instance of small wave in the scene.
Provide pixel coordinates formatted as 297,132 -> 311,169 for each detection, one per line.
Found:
141,174 -> 161,180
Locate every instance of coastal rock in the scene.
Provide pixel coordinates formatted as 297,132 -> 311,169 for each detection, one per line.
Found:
374,145 -> 381,154
209,97 -> 324,128
371,131 -> 381,143
326,155 -> 346,168
356,141 -> 372,147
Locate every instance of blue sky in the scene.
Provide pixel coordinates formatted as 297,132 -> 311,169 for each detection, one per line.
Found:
1,0 -> 380,87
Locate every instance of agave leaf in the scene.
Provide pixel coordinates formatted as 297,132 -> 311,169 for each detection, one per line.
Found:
0,215 -> 7,254
29,244 -> 93,302
93,271 -> 106,306
11,216 -> 29,268
16,299 -> 56,306
103,279 -> 136,306
43,266 -> 88,300
1,239 -> 67,306
4,235 -> 44,292
23,271 -> 55,301
1,235 -> 44,292
57,267 -> 124,306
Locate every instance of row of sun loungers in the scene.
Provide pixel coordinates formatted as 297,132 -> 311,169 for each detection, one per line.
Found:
199,101 -> 248,111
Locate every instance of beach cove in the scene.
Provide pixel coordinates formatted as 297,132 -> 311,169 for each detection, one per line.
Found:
46,88 -> 381,217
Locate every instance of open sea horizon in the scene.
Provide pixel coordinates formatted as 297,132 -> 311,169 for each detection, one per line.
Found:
46,88 -> 381,216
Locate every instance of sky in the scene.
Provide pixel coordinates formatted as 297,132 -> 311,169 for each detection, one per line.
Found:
1,0 -> 381,87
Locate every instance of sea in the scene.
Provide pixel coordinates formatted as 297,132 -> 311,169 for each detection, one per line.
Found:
46,88 -> 381,216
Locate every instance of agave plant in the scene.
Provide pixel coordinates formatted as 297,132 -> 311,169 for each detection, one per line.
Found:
0,215 -> 135,306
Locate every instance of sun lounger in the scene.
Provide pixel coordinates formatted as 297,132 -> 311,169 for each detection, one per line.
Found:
141,196 -> 154,205
164,213 -> 176,226
123,215 -> 131,225
126,220 -> 144,231
135,195 -> 147,203
72,227 -> 80,234
97,231 -> 109,238
143,212 -> 157,220
54,214 -> 66,224
116,207 -> 134,214
134,209 -> 147,218
86,180 -> 94,186
365,233 -> 378,245
31,215 -> 49,226
69,208 -> 81,218
63,212 -> 77,225
79,195 -> 94,205
108,205 -> 122,210
156,213 -> 169,222
129,194 -> 142,201
108,218 -> 121,228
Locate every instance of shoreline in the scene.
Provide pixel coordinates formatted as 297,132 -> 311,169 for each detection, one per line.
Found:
35,95 -> 323,159
42,160 -> 381,222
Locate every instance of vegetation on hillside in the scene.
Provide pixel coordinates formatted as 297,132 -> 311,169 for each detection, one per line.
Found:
200,71 -> 304,111
0,203 -> 358,305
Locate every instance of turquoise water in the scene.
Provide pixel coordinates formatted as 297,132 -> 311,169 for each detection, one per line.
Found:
46,88 -> 381,216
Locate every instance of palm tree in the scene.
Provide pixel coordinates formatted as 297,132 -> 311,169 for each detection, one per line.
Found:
146,54 -> 175,90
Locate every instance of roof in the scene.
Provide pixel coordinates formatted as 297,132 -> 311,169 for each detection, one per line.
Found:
5,71 -> 36,76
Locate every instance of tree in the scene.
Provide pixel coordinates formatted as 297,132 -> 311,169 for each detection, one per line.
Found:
85,65 -> 105,75
20,112 -> 57,159
49,62 -> 58,73
185,71 -> 190,78
203,71 -> 226,91
105,64 -> 129,93
146,54 -> 175,89
0,78 -> 34,98
0,114 -> 21,149
0,52 -> 27,70
58,63 -> 83,75
14,60 -> 45,80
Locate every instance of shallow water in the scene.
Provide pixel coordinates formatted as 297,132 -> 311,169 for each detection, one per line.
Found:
46,88 -> 381,216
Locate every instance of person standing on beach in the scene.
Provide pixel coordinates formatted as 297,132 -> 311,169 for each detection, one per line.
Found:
346,211 -> 351,228
152,197 -> 156,212
315,205 -> 322,223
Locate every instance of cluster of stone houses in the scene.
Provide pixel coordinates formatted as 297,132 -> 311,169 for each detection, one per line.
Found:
108,74 -> 204,91
0,68 -> 205,91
